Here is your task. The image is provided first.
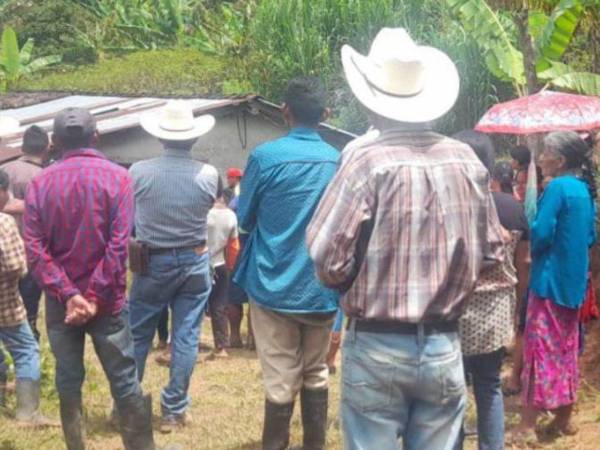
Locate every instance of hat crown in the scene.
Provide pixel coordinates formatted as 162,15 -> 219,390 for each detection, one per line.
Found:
364,28 -> 425,97
0,115 -> 20,138
159,100 -> 195,132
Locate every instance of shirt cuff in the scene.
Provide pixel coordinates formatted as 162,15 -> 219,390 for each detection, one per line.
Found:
59,287 -> 82,304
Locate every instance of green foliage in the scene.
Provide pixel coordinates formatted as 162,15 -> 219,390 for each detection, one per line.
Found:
446,0 -> 526,91
234,0 -> 500,133
535,0 -> 584,72
21,49 -> 224,96
0,26 -> 61,92
0,0 -> 96,61
447,0 -> 600,96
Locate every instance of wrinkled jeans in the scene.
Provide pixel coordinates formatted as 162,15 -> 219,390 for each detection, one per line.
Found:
46,299 -> 141,400
341,321 -> 466,450
129,249 -> 211,417
0,320 -> 40,381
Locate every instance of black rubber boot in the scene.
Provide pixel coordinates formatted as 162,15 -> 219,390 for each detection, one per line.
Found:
15,379 -> 58,427
59,393 -> 85,450
300,388 -> 328,450
118,394 -> 156,450
118,394 -> 182,450
263,399 -> 294,450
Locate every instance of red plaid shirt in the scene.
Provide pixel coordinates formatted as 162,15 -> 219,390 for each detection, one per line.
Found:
24,149 -> 133,316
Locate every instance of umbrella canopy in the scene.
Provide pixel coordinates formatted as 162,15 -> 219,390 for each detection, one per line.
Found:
475,90 -> 600,135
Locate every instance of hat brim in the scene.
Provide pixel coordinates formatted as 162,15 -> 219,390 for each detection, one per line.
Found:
0,116 -> 20,138
140,113 -> 216,141
341,44 -> 460,123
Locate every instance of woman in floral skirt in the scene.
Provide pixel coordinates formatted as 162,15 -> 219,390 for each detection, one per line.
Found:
511,131 -> 597,443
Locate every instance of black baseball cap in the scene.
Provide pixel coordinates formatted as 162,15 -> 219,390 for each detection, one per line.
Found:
53,107 -> 96,141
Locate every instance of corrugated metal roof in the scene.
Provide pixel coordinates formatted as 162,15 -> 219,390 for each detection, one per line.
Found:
0,95 -> 254,161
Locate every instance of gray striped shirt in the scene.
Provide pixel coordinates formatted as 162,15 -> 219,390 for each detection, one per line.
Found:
129,149 -> 219,249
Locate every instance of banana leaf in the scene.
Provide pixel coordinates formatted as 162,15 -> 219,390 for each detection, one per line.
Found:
539,61 -> 600,95
0,26 -> 20,81
536,0 -> 583,72
446,0 -> 525,86
21,55 -> 61,75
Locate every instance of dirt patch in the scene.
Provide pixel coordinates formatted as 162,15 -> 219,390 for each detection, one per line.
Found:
0,91 -> 66,110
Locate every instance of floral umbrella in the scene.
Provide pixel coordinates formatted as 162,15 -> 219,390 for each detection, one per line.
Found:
475,90 -> 600,225
475,90 -> 600,135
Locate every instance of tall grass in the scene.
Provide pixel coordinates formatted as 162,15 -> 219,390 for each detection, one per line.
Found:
237,0 -> 501,133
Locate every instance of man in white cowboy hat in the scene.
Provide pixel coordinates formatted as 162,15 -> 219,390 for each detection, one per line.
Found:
128,100 -> 219,432
307,28 -> 505,450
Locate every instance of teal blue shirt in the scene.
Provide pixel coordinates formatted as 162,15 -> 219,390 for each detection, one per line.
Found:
530,175 -> 596,309
233,128 -> 340,313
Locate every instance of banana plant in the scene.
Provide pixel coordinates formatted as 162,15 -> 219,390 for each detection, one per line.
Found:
446,0 -> 600,96
0,26 -> 61,92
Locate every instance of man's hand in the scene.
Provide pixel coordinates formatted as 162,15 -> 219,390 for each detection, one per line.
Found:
2,198 -> 25,215
65,295 -> 98,326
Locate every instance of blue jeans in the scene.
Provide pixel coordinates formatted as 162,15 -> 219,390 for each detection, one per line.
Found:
341,322 -> 466,450
129,250 -> 211,417
454,349 -> 504,450
0,321 -> 40,381
45,298 -> 141,400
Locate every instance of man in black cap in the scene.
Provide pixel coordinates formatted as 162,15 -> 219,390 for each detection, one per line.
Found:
23,108 -> 176,450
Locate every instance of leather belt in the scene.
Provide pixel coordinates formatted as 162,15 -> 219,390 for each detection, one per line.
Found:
352,319 -> 458,335
148,242 -> 207,256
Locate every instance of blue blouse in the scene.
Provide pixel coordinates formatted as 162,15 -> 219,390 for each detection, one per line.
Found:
530,175 -> 596,309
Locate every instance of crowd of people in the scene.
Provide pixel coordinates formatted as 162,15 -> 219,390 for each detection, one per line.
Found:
0,26 -> 598,450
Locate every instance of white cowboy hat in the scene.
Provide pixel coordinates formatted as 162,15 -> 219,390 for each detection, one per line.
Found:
341,28 -> 460,123
140,100 -> 215,141
0,115 -> 20,138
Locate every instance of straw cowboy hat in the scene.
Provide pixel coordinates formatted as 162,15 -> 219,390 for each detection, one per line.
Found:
341,28 -> 460,123
0,115 -> 20,138
140,100 -> 215,141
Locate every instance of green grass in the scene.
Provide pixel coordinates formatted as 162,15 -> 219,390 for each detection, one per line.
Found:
20,49 -> 227,97
2,306 -> 600,449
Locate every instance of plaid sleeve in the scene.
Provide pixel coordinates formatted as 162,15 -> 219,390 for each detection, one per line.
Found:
307,155 -> 373,290
0,215 -> 27,277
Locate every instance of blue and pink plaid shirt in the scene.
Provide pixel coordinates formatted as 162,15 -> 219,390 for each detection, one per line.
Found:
24,149 -> 133,316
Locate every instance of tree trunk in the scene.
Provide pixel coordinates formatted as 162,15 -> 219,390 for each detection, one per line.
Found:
515,8 -> 538,96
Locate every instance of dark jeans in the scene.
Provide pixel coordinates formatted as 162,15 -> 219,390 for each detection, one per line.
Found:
209,265 -> 230,349
19,273 -> 43,341
454,348 -> 505,450
45,298 -> 142,401
157,306 -> 169,343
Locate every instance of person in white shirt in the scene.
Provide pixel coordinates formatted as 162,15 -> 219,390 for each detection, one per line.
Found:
207,195 -> 240,358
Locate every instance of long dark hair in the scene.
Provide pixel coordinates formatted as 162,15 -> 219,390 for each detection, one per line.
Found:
544,131 -> 598,199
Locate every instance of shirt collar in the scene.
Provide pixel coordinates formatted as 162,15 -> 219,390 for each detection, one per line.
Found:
164,148 -> 193,159
62,148 -> 107,161
288,127 -> 321,142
